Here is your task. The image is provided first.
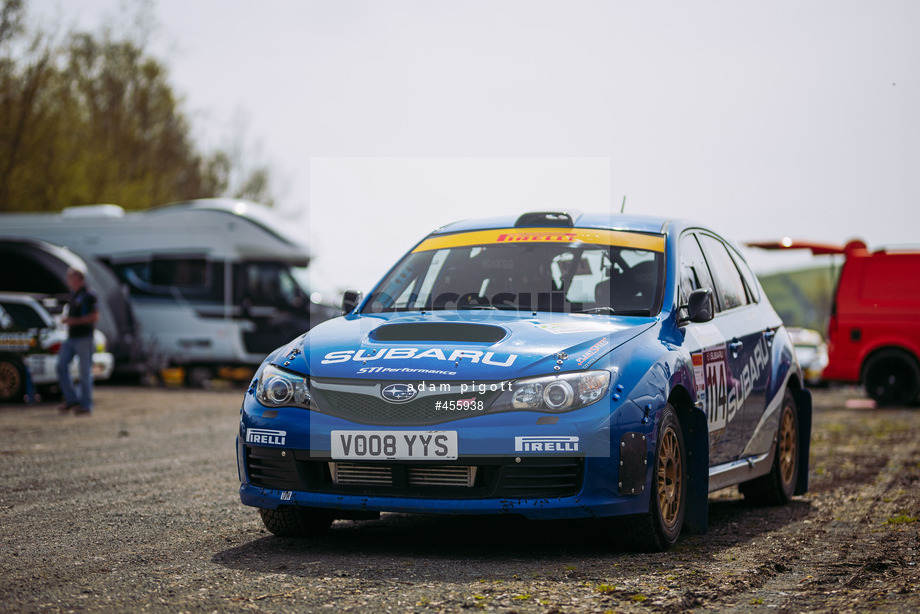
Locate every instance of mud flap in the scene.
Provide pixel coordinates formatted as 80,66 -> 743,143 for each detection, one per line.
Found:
682,407 -> 709,535
792,387 -> 813,496
618,432 -> 648,495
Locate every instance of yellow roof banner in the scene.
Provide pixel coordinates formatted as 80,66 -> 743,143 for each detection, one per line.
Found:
413,227 -> 665,253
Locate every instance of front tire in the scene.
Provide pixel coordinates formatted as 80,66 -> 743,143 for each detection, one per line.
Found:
620,405 -> 687,551
0,356 -> 25,403
740,389 -> 799,505
259,507 -> 334,537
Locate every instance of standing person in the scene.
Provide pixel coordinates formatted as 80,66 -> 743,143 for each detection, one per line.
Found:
57,268 -> 99,415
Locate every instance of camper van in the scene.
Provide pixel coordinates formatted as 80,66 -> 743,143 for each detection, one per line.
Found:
1,199 -> 337,384
748,238 -> 920,406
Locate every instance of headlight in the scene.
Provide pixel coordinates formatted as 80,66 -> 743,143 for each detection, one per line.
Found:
256,364 -> 312,409
492,370 -> 611,413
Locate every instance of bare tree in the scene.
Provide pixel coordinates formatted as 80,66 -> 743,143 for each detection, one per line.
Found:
0,0 -> 277,212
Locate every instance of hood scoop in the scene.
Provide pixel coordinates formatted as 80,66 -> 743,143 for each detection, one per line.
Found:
371,322 -> 507,343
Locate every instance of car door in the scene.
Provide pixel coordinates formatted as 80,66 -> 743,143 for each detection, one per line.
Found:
678,232 -> 745,465
696,233 -> 773,462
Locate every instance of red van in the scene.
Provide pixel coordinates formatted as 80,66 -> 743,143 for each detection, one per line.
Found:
748,239 -> 920,406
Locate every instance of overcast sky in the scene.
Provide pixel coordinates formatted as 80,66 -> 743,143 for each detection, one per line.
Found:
29,0 -> 920,295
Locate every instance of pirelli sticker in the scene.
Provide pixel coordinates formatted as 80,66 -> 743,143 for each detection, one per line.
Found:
413,227 -> 665,253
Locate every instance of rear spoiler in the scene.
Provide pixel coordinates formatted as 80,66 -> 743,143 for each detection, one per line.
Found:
745,238 -> 867,256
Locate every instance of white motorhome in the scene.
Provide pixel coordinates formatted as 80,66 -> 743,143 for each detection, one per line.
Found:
1,199 -> 337,383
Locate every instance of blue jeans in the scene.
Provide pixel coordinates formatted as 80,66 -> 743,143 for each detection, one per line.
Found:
57,335 -> 94,411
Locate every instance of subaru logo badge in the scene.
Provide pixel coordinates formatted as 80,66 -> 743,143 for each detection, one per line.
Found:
381,383 -> 418,403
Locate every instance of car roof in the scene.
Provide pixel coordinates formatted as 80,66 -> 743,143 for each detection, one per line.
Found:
0,291 -> 47,307
430,211 -> 681,236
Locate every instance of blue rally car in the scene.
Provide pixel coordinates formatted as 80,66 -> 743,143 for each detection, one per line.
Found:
237,211 -> 811,550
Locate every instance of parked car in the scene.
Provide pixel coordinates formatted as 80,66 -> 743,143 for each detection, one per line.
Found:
748,238 -> 920,406
788,327 -> 829,386
0,292 -> 114,402
236,212 -> 811,551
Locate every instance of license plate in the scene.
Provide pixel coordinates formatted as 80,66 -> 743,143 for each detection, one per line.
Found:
331,430 -> 458,460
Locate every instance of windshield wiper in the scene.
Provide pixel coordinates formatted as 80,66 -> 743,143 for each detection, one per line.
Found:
575,307 -> 652,316
576,307 -> 617,314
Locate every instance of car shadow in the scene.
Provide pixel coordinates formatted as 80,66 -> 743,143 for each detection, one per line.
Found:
211,497 -> 813,580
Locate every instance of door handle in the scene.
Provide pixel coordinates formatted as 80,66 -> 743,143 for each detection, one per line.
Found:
763,329 -> 776,347
729,340 -> 744,358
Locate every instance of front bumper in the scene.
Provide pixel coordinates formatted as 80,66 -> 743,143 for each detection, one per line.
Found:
237,447 -> 649,520
236,396 -> 654,520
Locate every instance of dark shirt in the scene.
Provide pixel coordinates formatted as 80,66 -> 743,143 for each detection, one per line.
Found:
68,287 -> 97,339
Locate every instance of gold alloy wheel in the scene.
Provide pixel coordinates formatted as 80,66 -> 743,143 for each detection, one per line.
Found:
0,361 -> 21,399
656,426 -> 682,528
778,403 -> 797,487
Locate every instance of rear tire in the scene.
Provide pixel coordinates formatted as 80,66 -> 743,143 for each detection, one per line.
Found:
0,356 -> 25,403
740,389 -> 799,505
258,507 -> 334,537
619,405 -> 687,551
862,350 -> 920,407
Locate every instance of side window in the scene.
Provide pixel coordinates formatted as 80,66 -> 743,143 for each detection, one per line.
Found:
0,301 -> 48,329
151,259 -> 209,288
116,258 -> 224,303
679,233 -> 715,308
698,234 -> 748,311
729,247 -> 760,303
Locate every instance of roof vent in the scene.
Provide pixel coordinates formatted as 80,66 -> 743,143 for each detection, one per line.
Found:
61,204 -> 125,218
514,211 -> 575,228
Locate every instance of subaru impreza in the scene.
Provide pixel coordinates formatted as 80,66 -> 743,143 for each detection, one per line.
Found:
236,211 -> 811,550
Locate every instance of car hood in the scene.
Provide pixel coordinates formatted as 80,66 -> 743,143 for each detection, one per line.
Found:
280,311 -> 656,380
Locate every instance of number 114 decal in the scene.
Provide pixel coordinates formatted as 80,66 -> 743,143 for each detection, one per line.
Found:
704,347 -> 730,433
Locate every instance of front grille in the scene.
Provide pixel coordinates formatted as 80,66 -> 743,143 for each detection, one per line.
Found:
310,380 -> 503,425
245,446 -> 584,499
316,390 -> 500,425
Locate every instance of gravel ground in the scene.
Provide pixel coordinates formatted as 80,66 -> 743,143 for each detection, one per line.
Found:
1,385 -> 918,613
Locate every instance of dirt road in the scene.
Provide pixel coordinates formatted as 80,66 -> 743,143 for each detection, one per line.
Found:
1,386 -> 918,613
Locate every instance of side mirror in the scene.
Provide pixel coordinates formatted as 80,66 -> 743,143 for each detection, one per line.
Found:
681,288 -> 714,324
341,290 -> 363,314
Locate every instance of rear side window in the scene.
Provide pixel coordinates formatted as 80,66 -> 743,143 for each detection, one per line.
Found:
729,246 -> 760,303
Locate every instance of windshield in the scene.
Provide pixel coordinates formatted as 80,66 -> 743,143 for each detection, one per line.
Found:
364,229 -> 665,315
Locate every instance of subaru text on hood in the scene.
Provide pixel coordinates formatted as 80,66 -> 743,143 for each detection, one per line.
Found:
236,211 -> 812,551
